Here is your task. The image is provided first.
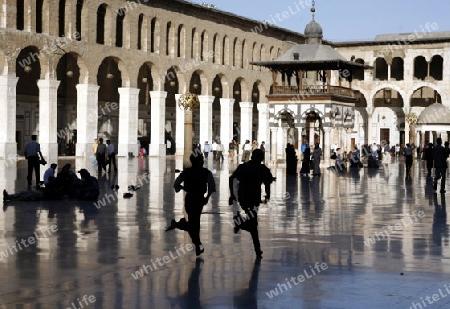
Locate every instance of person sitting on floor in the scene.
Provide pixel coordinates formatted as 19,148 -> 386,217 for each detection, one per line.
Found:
75,169 -> 100,201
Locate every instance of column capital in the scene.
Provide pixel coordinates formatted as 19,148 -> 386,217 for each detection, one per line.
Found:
239,101 -> 253,109
150,91 -> 168,99
198,95 -> 215,103
257,102 -> 270,111
118,87 -> 140,96
270,127 -> 279,132
323,127 -> 332,133
365,107 -> 373,115
37,78 -> 60,90
220,98 -> 235,107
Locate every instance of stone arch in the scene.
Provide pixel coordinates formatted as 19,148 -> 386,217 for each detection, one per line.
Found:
96,3 -> 114,46
370,83 -> 406,104
222,35 -> 230,65
413,55 -> 427,80
177,24 -> 186,58
137,62 -> 154,105
233,38 -> 241,67
410,86 -> 443,107
430,55 -> 443,80
56,51 -> 89,88
167,66 -> 187,94
166,21 -> 175,56
373,87 -> 404,108
151,17 -> 160,53
212,33 -> 220,64
374,57 -> 388,80
200,30 -> 208,61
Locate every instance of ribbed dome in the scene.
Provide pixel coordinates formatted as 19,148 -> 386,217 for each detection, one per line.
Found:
304,19 -> 323,39
417,103 -> 450,124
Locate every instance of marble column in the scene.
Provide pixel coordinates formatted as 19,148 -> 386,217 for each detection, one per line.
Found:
76,84 -> 99,157
220,98 -> 234,150
0,75 -> 19,159
309,121 -> 315,145
183,110 -> 193,168
37,79 -> 60,162
118,87 -> 140,157
149,91 -> 167,156
175,94 -> 184,155
239,102 -> 253,146
199,95 -> 214,143
257,103 -> 270,146
270,127 -> 278,163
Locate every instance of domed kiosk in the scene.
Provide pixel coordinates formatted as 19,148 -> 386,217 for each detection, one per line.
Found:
250,3 -> 371,162
416,103 -> 450,144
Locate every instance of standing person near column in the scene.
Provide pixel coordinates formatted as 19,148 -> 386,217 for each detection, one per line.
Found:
92,139 -> 98,154
216,141 -> 224,162
259,141 -> 266,161
203,141 -> 210,159
171,154 -> 216,256
312,143 -> 322,176
96,138 -> 107,174
404,143 -> 414,175
106,140 -> 117,173
433,138 -> 448,193
211,140 -> 217,161
229,149 -> 273,258
24,135 -> 45,187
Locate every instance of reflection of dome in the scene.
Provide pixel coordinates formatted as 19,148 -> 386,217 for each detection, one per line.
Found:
304,19 -> 323,39
417,103 -> 450,124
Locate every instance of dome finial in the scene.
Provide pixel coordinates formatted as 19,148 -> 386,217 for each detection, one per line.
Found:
311,0 -> 316,20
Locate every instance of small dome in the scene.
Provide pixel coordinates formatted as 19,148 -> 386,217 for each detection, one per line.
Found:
417,103 -> 450,124
304,19 -> 323,39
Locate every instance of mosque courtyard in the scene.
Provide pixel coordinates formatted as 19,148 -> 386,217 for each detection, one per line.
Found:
0,156 -> 449,309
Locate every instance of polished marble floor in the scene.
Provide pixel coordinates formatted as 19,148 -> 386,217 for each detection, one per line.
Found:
0,156 -> 449,309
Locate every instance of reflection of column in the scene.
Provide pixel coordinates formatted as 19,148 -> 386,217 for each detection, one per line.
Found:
420,131 -> 425,150
175,94 -> 184,155
184,110 -> 193,168
0,75 -> 18,158
149,91 -> 167,156
76,84 -> 99,157
118,87 -> 140,157
323,127 -> 331,162
239,102 -> 253,145
257,103 -> 269,146
270,127 -> 278,163
199,95 -> 214,143
38,79 -> 60,162
309,121 -> 315,145
220,98 -> 234,149
404,121 -> 410,146
366,107 -> 373,144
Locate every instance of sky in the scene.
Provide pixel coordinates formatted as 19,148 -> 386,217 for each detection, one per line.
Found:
192,0 -> 450,41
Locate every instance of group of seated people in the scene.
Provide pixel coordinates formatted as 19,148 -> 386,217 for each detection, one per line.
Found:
3,163 -> 99,202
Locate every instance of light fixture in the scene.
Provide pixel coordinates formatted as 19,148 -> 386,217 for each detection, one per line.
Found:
384,89 -> 391,104
214,87 -> 220,92
253,92 -> 258,97
170,81 -> 176,87
193,83 -> 199,89
234,90 -> 240,95
66,56 -> 73,77
24,66 -> 32,73
142,77 -> 148,83
106,58 -> 114,79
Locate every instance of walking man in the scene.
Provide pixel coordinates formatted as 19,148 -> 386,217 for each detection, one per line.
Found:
106,140 -> 117,173
172,154 -> 216,256
433,138 -> 448,193
229,149 -> 273,257
24,135 -> 45,187
96,138 -> 107,174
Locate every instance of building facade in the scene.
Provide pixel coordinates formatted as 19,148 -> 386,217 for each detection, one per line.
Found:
0,0 -> 449,163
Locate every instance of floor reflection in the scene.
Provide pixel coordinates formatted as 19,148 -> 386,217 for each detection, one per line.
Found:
0,158 -> 450,308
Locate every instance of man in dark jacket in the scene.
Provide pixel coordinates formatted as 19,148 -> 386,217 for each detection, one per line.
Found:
172,154 -> 216,256
433,138 -> 448,193
229,149 -> 273,257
